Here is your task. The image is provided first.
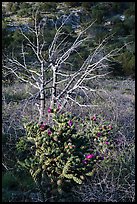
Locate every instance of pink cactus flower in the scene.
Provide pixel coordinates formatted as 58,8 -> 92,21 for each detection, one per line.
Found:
97,132 -> 101,137
39,121 -> 49,131
39,124 -> 46,131
57,104 -> 61,111
85,154 -> 94,159
82,159 -> 88,164
108,125 -> 113,130
48,107 -> 52,113
91,114 -> 96,121
39,122 -> 46,131
47,129 -> 52,135
68,120 -> 73,126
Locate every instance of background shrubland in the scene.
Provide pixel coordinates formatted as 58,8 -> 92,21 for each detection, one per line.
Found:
2,2 -> 135,202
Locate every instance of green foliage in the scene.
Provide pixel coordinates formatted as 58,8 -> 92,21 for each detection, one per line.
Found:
2,189 -> 12,202
6,2 -> 14,12
4,91 -> 29,103
38,2 -> 57,12
124,3 -> 135,17
2,19 -> 13,53
91,4 -> 108,24
11,29 -> 24,46
116,51 -> 135,77
16,109 -> 113,200
2,169 -> 36,202
64,2 -> 81,7
10,2 -> 20,14
2,172 -> 19,190
17,9 -> 28,18
2,133 -> 8,145
111,2 -> 123,12
81,2 -> 93,11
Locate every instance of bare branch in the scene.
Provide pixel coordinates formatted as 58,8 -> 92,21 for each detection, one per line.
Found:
3,64 -> 39,89
66,95 -> 98,107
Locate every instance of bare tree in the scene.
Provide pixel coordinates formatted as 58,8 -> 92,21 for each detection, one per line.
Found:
3,11 -> 124,122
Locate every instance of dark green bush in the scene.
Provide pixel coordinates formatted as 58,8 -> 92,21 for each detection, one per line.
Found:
2,172 -> 19,190
117,51 -> 135,77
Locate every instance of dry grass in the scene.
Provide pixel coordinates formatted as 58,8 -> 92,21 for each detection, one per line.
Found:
72,139 -> 135,202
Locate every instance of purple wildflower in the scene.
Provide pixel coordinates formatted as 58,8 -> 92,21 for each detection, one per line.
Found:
82,159 -> 88,164
107,131 -> 110,134
97,132 -> 101,137
91,114 -> 96,121
68,120 -> 73,127
39,124 -> 46,131
96,151 -> 99,156
57,104 -> 61,111
48,107 -> 52,113
39,122 -> 48,131
85,154 -> 94,159
108,125 -> 113,130
105,141 -> 109,145
47,129 -> 52,135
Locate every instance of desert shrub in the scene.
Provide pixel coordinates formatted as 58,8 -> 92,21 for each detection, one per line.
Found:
43,2 -> 57,11
2,172 -> 19,190
64,2 -> 81,7
3,92 -> 28,103
116,51 -> 135,77
10,2 -> 20,14
2,169 -> 36,202
81,2 -> 93,11
6,2 -> 14,12
16,107 -> 113,201
2,171 -> 19,202
109,51 -> 135,78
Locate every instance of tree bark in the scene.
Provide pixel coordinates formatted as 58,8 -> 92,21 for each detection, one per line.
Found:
50,65 -> 57,109
47,65 -> 57,124
39,84 -> 45,123
39,61 -> 45,123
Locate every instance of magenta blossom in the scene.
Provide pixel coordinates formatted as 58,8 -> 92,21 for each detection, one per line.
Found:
82,159 -> 88,164
100,156 -> 104,160
39,124 -> 46,131
48,107 -> 52,113
47,129 -> 52,135
91,114 -> 96,121
39,122 -> 49,131
97,132 -> 101,137
85,154 -> 94,159
68,120 -> 73,126
57,104 -> 61,111
108,125 -> 113,130
105,141 -> 109,145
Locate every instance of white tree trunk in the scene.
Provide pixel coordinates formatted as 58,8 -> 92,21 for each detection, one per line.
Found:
39,84 -> 45,123
50,65 -> 57,109
39,61 -> 45,123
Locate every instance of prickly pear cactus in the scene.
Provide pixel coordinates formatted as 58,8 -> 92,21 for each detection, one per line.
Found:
16,111 -> 113,201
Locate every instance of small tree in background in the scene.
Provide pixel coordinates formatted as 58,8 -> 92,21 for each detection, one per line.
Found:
3,10 -> 124,123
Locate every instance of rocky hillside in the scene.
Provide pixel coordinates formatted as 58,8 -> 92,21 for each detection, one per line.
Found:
2,2 -> 135,78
